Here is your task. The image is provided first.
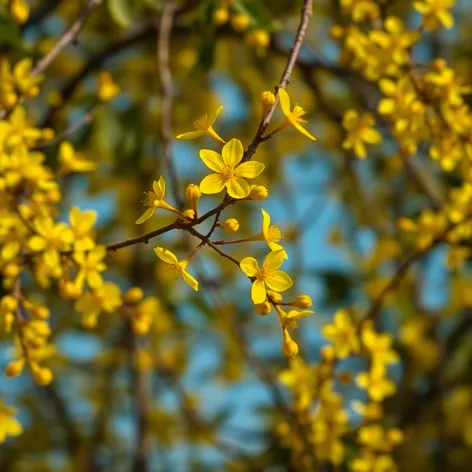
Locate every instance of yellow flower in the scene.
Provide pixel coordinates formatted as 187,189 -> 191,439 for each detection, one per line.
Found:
341,0 -> 380,22
278,88 -> 316,141
0,400 -> 23,443
69,207 -> 97,251
73,245 -> 107,289
361,325 -> 399,366
240,249 -> 293,304
199,138 -> 265,199
176,105 -> 226,144
75,282 -> 122,328
342,110 -> 382,158
10,0 -> 30,24
414,0 -> 455,30
28,218 -> 74,271
356,363 -> 396,402
136,176 -> 183,224
58,141 -> 96,175
322,309 -> 360,358
97,71 -> 120,102
154,247 -> 199,291
282,307 -> 315,328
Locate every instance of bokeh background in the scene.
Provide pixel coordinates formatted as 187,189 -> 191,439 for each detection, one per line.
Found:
2,0 -> 472,471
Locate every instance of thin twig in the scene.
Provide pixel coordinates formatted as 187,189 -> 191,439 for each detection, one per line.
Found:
31,0 -> 103,78
157,0 -> 182,208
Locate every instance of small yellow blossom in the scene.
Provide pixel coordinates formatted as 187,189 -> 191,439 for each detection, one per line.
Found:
69,207 -> 97,251
0,400 -> 23,443
154,247 -> 199,291
58,141 -> 96,175
356,363 -> 396,402
177,105 -> 226,144
73,245 -> 107,289
342,110 -> 382,158
136,176 -> 183,224
341,0 -> 380,22
97,71 -> 120,102
414,0 -> 455,30
240,249 -> 293,304
75,282 -> 122,328
199,138 -> 265,199
222,218 -> 239,232
322,309 -> 360,358
278,88 -> 316,141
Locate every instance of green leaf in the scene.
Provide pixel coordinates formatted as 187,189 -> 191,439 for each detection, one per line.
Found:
107,0 -> 137,27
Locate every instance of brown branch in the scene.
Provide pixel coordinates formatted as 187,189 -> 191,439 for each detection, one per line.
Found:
31,0 -> 103,78
157,0 -> 182,208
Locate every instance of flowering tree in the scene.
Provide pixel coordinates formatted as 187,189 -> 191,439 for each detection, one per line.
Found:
1,0 -> 471,470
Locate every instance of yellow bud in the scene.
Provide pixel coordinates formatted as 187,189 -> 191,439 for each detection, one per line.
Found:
3,263 -> 21,279
431,58 -> 447,72
266,290 -> 282,303
62,281 -> 82,299
397,217 -> 417,232
1,295 -> 18,312
282,330 -> 298,357
42,128 -> 55,141
222,218 -> 239,232
246,30 -> 270,48
255,301 -> 271,315
329,25 -> 344,40
182,209 -> 195,220
32,365 -> 54,386
185,183 -> 201,202
97,71 -> 120,102
275,422 -> 290,438
292,295 -> 312,309
124,287 -> 144,304
46,190 -> 61,203
247,185 -> 268,201
231,13 -> 250,31
321,345 -> 335,363
213,7 -> 229,25
11,0 -> 30,24
260,91 -> 276,112
5,358 -> 25,378
388,428 -> 404,445
34,306 -> 50,320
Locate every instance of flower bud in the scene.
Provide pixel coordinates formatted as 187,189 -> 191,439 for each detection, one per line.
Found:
329,25 -> 344,40
3,263 -> 20,279
255,301 -> 271,315
11,0 -> 30,24
292,294 -> 312,309
282,329 -> 298,357
182,209 -> 195,220
5,358 -> 25,378
266,290 -> 282,303
247,30 -> 270,48
213,7 -> 229,25
97,71 -> 120,102
32,364 -> 53,386
260,91 -> 276,113
321,345 -> 335,363
247,185 -> 268,201
1,295 -> 18,312
231,13 -> 250,31
222,218 -> 239,232
185,183 -> 201,202
61,281 -> 82,299
124,287 -> 144,304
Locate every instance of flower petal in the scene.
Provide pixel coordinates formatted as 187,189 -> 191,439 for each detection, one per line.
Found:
135,208 -> 155,224
181,269 -> 199,291
251,279 -> 266,304
240,257 -> 259,277
29,236 -> 46,252
263,249 -> 285,270
199,149 -> 224,172
226,176 -> 250,199
209,105 -> 223,125
265,270 -> 293,292
154,247 -> 178,264
278,88 -> 291,117
176,130 -> 205,140
234,161 -> 265,178
293,122 -> 316,141
221,138 -> 244,167
153,176 -> 166,199
200,173 -> 227,194
261,209 -> 270,234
